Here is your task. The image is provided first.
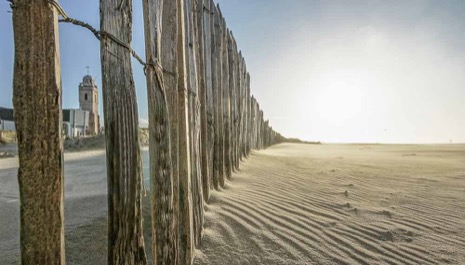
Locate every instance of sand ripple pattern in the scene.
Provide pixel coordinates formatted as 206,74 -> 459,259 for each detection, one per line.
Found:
194,143 -> 465,265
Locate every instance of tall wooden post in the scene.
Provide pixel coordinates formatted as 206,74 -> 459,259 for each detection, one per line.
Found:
142,0 -> 178,263
245,72 -> 251,156
12,1 -> 65,263
240,57 -> 248,158
161,1 -> 180,263
100,0 -> 147,263
198,0 -> 211,202
233,42 -> 241,169
205,0 -> 215,192
185,0 -> 204,246
222,25 -> 232,179
216,6 -> 225,188
211,4 -> 221,190
177,0 -> 194,263
227,31 -> 238,172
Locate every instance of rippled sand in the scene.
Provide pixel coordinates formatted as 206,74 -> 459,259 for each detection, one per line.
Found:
195,143 -> 465,265
1,143 -> 464,264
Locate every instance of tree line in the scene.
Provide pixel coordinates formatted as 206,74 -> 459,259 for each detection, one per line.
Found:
10,0 -> 284,264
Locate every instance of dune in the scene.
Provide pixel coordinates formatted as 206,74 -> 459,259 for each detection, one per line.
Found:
1,143 -> 464,264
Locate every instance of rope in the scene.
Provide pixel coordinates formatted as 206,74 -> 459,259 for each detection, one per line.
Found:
49,0 -> 148,69
59,18 -> 101,41
48,0 -> 152,194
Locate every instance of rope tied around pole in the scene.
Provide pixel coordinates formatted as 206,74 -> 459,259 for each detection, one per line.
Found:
47,0 -> 151,72
47,0 -> 151,196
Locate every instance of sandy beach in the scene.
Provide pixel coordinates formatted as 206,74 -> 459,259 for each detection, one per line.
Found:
1,143 -> 464,264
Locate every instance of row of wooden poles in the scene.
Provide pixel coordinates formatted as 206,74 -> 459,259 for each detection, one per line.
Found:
11,0 -> 284,264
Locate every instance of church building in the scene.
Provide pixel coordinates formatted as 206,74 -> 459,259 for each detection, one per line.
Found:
1,74 -> 101,138
78,75 -> 100,135
62,74 -> 100,138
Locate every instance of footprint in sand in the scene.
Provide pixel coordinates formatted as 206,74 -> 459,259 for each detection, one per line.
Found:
382,210 -> 392,218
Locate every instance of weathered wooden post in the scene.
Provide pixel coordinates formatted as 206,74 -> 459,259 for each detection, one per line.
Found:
12,1 -> 65,263
100,0 -> 147,263
198,0 -> 211,202
240,57 -> 248,158
216,6 -> 226,188
250,96 -> 256,150
227,31 -> 238,172
205,0 -> 215,192
161,1 -> 180,263
222,25 -> 232,179
258,109 -> 261,149
185,0 -> 204,246
211,3 -> 221,190
233,42 -> 241,169
177,0 -> 194,263
142,0 -> 178,263
237,53 -> 243,160
245,73 -> 251,156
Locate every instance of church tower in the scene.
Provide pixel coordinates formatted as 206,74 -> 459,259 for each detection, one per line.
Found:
79,75 -> 100,135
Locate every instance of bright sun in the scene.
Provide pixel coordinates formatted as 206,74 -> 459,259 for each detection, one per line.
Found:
313,71 -> 368,127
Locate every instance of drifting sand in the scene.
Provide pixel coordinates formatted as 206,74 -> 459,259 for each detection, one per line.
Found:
196,143 -> 465,265
1,143 -> 464,264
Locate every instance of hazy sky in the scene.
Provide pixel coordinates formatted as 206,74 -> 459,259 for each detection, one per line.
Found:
1,0 -> 464,143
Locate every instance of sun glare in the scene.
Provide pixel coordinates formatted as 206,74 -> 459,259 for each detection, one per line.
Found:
313,71 -> 369,127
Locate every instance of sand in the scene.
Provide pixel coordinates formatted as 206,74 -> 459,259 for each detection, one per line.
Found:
1,143 -> 465,264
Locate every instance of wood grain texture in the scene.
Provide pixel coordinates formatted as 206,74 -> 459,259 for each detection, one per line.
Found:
177,0 -> 194,263
142,0 -> 178,263
100,0 -> 147,263
12,1 -> 65,264
216,6 -> 225,189
211,3 -> 221,191
222,23 -> 232,180
161,0 -> 180,263
184,0 -> 204,247
198,0 -> 211,203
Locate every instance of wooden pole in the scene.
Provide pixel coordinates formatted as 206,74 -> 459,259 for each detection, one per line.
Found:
222,25 -> 232,179
198,0 -> 211,202
211,4 -> 221,190
233,41 -> 241,170
245,72 -> 251,156
142,0 -> 178,263
12,1 -> 65,263
240,56 -> 248,158
205,0 -> 216,192
227,31 -> 238,172
217,6 -> 225,188
161,1 -> 180,263
177,0 -> 194,263
185,0 -> 204,247
100,0 -> 147,263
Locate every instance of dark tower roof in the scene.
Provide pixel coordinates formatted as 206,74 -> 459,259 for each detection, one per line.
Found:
0,107 -> 14,121
81,75 -> 96,87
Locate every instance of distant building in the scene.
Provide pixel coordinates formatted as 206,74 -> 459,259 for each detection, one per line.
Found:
1,74 -> 101,139
0,107 -> 15,131
62,74 -> 100,138
62,109 -> 90,138
79,75 -> 100,135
